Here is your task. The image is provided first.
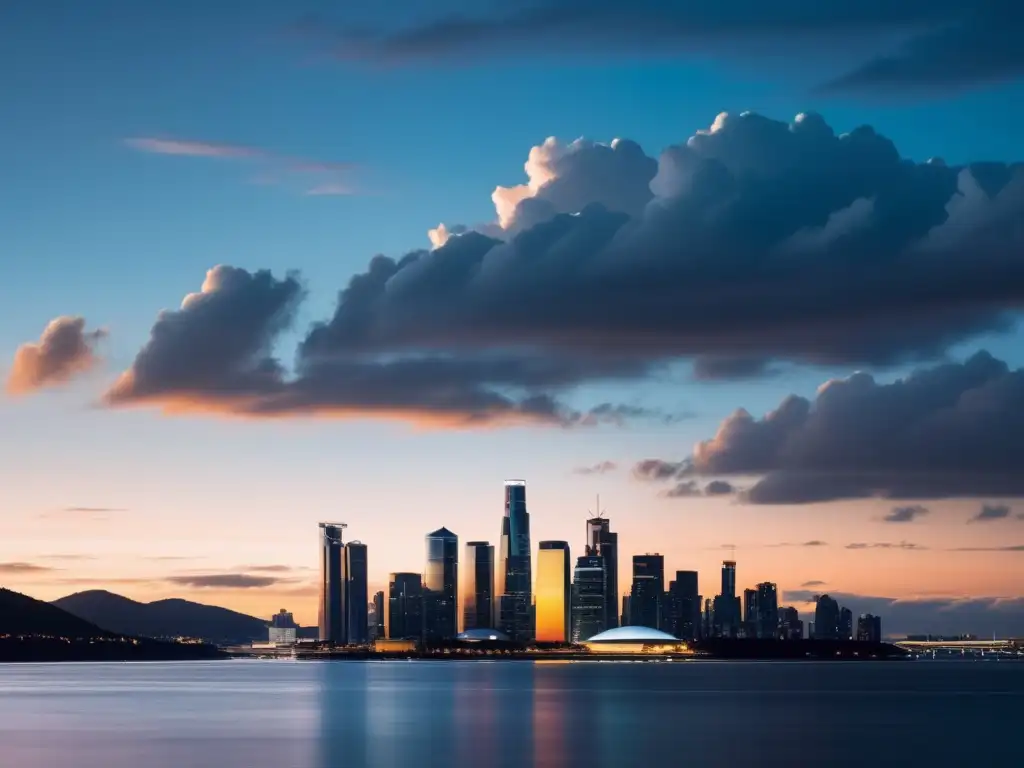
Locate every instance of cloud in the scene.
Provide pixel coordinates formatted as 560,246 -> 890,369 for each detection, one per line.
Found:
238,564 -> 301,573
845,541 -> 927,550
6,317 -> 105,395
165,574 -> 284,589
661,479 -> 738,498
780,590 -> 1024,637
767,540 -> 829,548
884,505 -> 930,523
306,1 -> 1020,92
801,580 -> 827,587
62,506 -> 127,514
125,136 -> 354,196
572,461 -> 618,476
0,562 -> 56,574
704,480 -> 736,496
949,544 -> 1024,551
38,554 -> 96,561
643,350 -> 1024,504
104,111 -> 1024,427
967,503 -> 1014,523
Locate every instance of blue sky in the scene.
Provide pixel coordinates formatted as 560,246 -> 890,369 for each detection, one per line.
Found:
2,1 -> 1023,634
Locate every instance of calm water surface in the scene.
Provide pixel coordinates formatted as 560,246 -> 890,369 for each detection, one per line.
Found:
1,660 -> 1020,767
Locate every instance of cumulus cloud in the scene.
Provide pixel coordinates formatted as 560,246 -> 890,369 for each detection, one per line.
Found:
572,461 -> 618,476
125,135 -> 354,195
307,1 -> 1021,92
106,111 -> 1024,427
641,351 -> 1024,503
165,574 -> 283,589
781,590 -> 1024,637
7,317 -> 105,395
884,505 -> 930,523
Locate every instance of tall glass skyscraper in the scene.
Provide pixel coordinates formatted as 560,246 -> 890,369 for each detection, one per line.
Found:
462,541 -> 494,632
424,527 -> 459,641
345,541 -> 369,645
712,560 -> 741,638
585,515 -> 619,630
496,480 -> 532,642
755,582 -> 779,640
629,554 -> 665,630
387,572 -> 424,641
571,554 -> 605,642
318,522 -> 347,644
667,570 -> 700,640
535,541 -> 571,642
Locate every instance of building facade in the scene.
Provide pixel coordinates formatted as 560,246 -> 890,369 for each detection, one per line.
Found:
839,607 -> 854,641
424,527 -> 459,641
857,613 -> 882,642
371,590 -> 385,640
586,515 -> 619,630
778,606 -> 804,640
345,541 -> 369,645
462,541 -> 495,632
536,541 -> 571,642
496,480 -> 533,642
755,582 -> 779,640
318,522 -> 347,644
813,595 -> 841,640
712,560 -> 741,638
387,572 -> 424,641
571,554 -> 605,642
666,570 -> 700,641
629,554 -> 665,630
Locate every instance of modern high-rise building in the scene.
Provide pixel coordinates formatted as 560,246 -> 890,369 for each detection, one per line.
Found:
571,554 -> 605,642
345,541 -> 369,645
755,582 -> 779,640
712,560 -> 741,638
743,588 -> 758,637
857,613 -> 882,642
462,541 -> 494,632
629,554 -> 665,630
424,527 -> 459,641
813,594 -> 840,640
496,480 -> 533,642
387,572 -> 424,641
318,522 -> 347,644
585,513 -> 619,630
839,607 -> 854,641
666,570 -> 700,641
778,606 -> 804,640
371,590 -> 385,640
269,608 -> 298,644
536,541 -> 571,643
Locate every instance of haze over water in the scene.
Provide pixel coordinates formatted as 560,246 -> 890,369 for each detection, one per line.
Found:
1,661 -> 1020,767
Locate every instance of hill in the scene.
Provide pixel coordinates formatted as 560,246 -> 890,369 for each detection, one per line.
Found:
0,588 -> 224,662
52,590 -> 275,645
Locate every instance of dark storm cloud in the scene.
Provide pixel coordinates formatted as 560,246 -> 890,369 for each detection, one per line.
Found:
166,574 -> 283,589
638,351 -> 1024,503
106,112 -> 1024,426
7,317 -> 105,394
572,461 -> 618,476
967,504 -> 1018,523
307,1 -> 1021,91
780,590 -> 1024,637
884,505 -> 930,523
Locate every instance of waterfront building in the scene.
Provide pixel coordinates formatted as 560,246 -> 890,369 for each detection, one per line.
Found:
778,606 -> 804,640
571,554 -> 605,642
424,527 -> 459,641
857,614 -> 882,642
666,570 -> 700,641
586,513 -> 619,630
496,480 -> 533,642
813,595 -> 841,640
268,608 -> 298,644
839,607 -> 854,641
345,541 -> 369,645
387,572 -> 424,641
318,522 -> 347,644
536,541 -> 571,642
712,560 -> 741,638
629,554 -> 665,630
582,626 -> 690,654
462,541 -> 495,632
371,591 -> 385,640
755,582 -> 779,640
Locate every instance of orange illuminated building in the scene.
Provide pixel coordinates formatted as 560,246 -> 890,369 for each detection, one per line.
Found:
535,541 -> 571,642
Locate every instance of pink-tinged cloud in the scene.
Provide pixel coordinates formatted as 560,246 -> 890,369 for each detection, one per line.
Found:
305,182 -> 353,196
124,137 -> 263,159
6,317 -> 105,395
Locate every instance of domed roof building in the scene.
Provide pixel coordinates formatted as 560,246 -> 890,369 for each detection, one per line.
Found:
455,628 -> 513,642
582,626 -> 691,654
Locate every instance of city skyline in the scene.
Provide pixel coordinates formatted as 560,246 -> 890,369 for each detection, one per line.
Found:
2,3 -> 1023,641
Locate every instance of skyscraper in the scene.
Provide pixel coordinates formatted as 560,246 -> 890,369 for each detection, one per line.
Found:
743,588 -> 758,637
586,512 -> 619,630
387,572 -> 424,641
755,582 -> 779,640
813,594 -> 840,640
496,480 -> 533,642
536,541 -> 571,643
571,554 -> 605,642
839,607 -> 854,641
629,554 -> 664,630
778,606 -> 804,640
666,570 -> 700,641
857,613 -> 882,642
318,522 -> 347,644
462,541 -> 495,632
712,560 -> 741,638
345,541 -> 369,645
424,527 -> 459,641
372,590 -> 385,640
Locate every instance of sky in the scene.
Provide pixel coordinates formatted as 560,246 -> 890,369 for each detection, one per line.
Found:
2,0 -> 1024,637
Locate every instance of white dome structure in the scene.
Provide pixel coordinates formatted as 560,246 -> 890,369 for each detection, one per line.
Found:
582,625 -> 691,655
455,628 -> 513,642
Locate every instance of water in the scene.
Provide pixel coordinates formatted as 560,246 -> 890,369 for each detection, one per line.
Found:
0,660 -> 1020,767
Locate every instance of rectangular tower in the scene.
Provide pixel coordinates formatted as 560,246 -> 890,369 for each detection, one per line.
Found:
318,522 -> 347,644
345,541 -> 369,645
630,554 -> 665,630
496,480 -> 533,642
536,541 -> 571,642
586,513 -> 619,630
571,554 -> 605,642
462,541 -> 495,631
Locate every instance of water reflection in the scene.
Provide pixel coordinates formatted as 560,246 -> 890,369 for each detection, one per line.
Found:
533,664 -> 568,768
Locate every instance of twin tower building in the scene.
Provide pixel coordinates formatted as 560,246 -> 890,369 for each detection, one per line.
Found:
318,480 -> 620,645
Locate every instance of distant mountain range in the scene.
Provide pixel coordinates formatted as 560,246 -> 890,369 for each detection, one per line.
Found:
0,588 -> 223,662
51,590 -> 315,645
